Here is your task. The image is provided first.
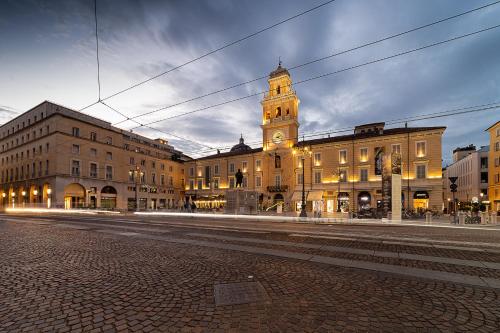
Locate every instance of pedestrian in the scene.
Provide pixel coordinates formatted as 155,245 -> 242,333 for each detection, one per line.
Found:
191,201 -> 197,213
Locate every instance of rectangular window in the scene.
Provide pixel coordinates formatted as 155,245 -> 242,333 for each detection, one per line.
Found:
151,173 -> 156,184
275,175 -> 281,187
90,132 -> 97,141
229,177 -> 235,188
360,168 -> 368,182
392,144 -> 401,154
71,160 -> 80,176
360,148 -> 368,162
189,167 -> 194,176
46,143 -> 49,153
314,170 -> 322,184
242,176 -> 248,188
197,179 -> 203,190
214,164 -> 219,175
242,161 -> 248,173
129,170 -> 135,182
106,166 -> 113,180
169,176 -> 173,186
297,173 -> 303,185
416,141 -> 426,157
72,144 -> 80,154
297,156 -> 303,168
189,179 -> 194,190
90,148 -> 97,157
90,163 -> 98,178
130,157 -> 135,165
45,160 -> 49,175
314,153 -> 321,166
255,176 -> 262,187
151,161 -> 156,169
72,127 -> 80,137
161,174 -> 165,185
339,150 -> 347,164
416,164 -> 426,179
229,163 -> 235,173
256,160 -> 262,171
106,152 -> 112,160
140,172 -> 145,183
339,169 -> 347,182
214,178 -> 219,189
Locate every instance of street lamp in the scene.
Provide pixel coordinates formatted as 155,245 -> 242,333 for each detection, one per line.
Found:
22,191 -> 26,207
11,192 -> 15,208
1,192 -> 5,208
47,188 -> 52,208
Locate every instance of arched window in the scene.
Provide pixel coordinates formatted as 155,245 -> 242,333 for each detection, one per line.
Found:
275,107 -> 281,117
276,85 -> 281,94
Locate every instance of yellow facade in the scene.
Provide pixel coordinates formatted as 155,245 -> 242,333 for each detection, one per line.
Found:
185,64 -> 446,214
0,101 -> 186,210
487,121 -> 500,211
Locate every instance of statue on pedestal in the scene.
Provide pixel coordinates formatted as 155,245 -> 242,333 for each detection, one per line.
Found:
235,169 -> 244,188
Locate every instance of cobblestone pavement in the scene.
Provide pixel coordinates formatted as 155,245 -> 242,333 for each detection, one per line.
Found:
1,214 -> 500,332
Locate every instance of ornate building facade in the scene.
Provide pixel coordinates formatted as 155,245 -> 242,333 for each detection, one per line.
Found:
487,121 -> 500,211
185,64 -> 446,214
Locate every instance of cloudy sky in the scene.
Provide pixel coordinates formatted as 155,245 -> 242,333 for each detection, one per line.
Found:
0,0 -> 499,163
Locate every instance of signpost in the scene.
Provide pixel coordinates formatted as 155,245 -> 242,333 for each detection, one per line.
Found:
449,176 -> 458,224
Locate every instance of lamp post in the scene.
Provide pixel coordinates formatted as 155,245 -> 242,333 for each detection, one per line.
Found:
47,188 -> 52,208
135,166 -> 140,212
33,189 -> 38,207
449,176 -> 458,224
22,191 -> 26,207
11,192 -> 15,208
336,168 -> 343,212
2,192 -> 5,208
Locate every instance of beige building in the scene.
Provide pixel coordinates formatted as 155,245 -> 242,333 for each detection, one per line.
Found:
442,145 -> 489,212
487,121 -> 500,211
185,64 -> 446,214
0,101 -> 188,210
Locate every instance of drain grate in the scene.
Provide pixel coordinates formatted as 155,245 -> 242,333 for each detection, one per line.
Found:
214,281 -> 269,306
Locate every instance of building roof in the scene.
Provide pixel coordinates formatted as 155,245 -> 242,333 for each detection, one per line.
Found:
295,126 -> 446,147
230,135 -> 252,153
196,147 -> 263,161
485,120 -> 500,131
269,63 -> 290,79
453,144 -> 476,154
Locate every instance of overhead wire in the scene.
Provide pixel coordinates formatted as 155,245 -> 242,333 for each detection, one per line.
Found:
131,23 -> 500,130
113,0 -> 500,126
78,0 -> 338,112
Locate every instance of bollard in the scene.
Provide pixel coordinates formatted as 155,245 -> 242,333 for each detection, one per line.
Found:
491,211 -> 498,224
458,212 -> 465,225
425,211 -> 432,224
480,212 -> 487,224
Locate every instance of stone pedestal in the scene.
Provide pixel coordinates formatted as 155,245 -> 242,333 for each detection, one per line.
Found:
425,211 -> 432,223
225,189 -> 259,215
391,174 -> 402,221
458,212 -> 465,225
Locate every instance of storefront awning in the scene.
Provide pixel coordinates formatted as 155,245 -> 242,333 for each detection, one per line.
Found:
307,190 -> 323,201
291,191 -> 304,201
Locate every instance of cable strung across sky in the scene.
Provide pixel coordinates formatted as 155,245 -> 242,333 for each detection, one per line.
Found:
79,0 -> 338,112
130,23 -> 500,131
113,0 -> 500,126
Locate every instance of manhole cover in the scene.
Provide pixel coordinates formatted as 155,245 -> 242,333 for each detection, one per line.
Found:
214,281 -> 269,306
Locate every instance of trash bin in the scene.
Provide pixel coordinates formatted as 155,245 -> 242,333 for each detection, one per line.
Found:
425,211 -> 432,223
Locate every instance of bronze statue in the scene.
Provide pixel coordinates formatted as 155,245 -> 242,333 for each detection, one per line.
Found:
235,169 -> 243,187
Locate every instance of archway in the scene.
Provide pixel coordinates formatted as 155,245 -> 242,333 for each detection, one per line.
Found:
64,183 -> 85,209
101,186 -> 117,209
357,191 -> 371,211
413,191 -> 429,211
338,192 -> 350,212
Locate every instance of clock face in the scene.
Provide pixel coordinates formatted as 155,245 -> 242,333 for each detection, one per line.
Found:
272,131 -> 285,144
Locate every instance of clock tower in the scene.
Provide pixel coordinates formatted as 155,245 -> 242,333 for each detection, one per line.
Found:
260,62 -> 299,151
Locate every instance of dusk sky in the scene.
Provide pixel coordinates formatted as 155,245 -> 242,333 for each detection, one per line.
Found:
1,0 -> 499,163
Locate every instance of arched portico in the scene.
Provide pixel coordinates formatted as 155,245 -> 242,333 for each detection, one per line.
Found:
64,183 -> 85,209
